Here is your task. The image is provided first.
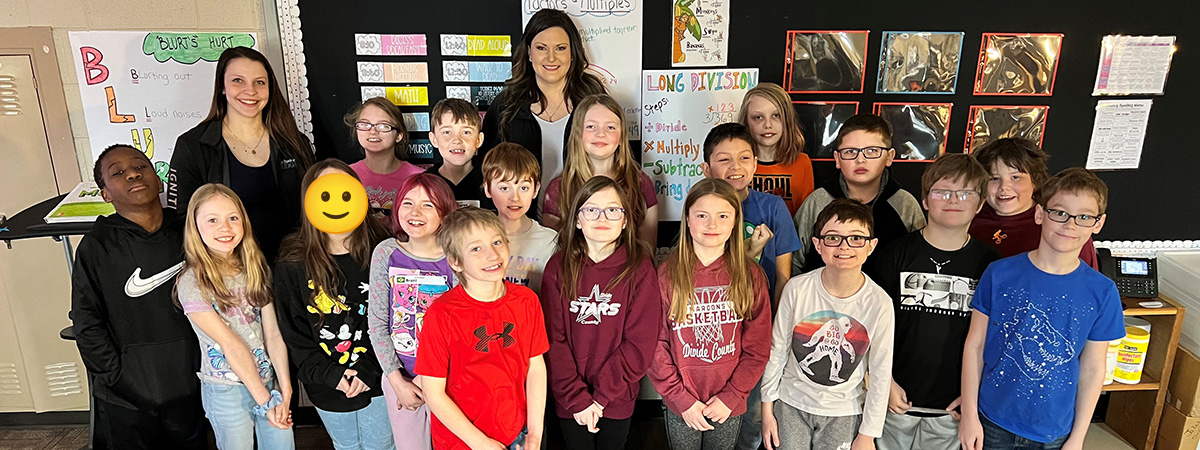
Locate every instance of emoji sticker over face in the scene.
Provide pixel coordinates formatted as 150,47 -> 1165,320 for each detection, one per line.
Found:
305,172 -> 368,234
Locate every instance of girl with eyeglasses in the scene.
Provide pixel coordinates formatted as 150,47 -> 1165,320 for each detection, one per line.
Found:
540,176 -> 660,450
347,97 -> 425,221
650,178 -> 772,450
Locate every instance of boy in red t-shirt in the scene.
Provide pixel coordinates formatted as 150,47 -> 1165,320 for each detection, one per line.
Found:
418,207 -> 549,450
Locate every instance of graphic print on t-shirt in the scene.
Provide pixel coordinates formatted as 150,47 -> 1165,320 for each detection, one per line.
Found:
571,284 -> 621,325
792,311 -> 869,386
899,271 -> 977,316
993,296 -> 1075,381
673,285 -> 741,364
388,267 -> 450,367
752,174 -> 792,203
474,322 -> 516,352
506,254 -> 541,287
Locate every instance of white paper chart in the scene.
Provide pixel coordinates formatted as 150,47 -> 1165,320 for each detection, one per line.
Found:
1086,99 -> 1153,170
1093,35 -> 1176,96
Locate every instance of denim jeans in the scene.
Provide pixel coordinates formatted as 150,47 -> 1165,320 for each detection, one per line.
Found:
508,427 -> 528,450
315,394 -> 396,450
735,377 -> 763,450
980,414 -> 1068,450
200,381 -> 295,450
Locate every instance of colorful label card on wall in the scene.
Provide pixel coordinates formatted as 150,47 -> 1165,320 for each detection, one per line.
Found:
873,103 -> 951,161
361,86 -> 430,106
445,85 -> 504,107
523,1 -> 644,139
974,33 -> 1063,96
69,30 -> 258,193
671,0 -> 729,67
355,34 -> 428,56
641,68 -> 759,220
357,62 -> 429,83
785,31 -> 869,94
442,61 -> 511,83
793,101 -> 859,159
403,112 -> 431,132
407,138 -> 436,162
440,35 -> 512,57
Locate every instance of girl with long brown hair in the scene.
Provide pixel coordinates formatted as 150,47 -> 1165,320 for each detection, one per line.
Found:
346,97 -> 424,216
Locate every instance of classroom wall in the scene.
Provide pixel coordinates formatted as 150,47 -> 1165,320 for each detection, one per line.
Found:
0,0 -> 267,181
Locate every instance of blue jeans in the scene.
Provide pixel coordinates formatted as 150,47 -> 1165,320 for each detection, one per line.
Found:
315,395 -> 396,450
508,427 -> 528,450
200,381 -> 295,450
735,377 -> 763,450
980,414 -> 1068,450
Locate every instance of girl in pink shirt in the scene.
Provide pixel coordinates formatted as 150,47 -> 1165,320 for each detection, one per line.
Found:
347,97 -> 425,218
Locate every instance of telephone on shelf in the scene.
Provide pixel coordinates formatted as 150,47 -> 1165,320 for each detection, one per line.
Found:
1098,248 -> 1158,298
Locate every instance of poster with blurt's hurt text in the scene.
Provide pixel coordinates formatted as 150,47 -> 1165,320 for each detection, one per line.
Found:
641,69 -> 758,220
522,0 -> 643,139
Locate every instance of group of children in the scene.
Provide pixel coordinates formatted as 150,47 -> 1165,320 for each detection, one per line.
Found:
72,83 -> 1123,450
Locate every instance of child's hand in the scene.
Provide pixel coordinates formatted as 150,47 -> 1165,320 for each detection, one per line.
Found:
850,433 -> 875,450
336,369 -> 371,398
267,403 -> 292,430
959,415 -> 984,450
573,402 -> 603,433
945,396 -> 962,420
391,377 -> 425,410
682,401 -> 715,431
702,396 -> 732,424
888,380 -> 912,414
747,224 -> 773,260
762,402 -> 780,450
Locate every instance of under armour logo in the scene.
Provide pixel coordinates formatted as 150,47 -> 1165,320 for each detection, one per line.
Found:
993,230 -> 1007,245
474,322 -> 515,352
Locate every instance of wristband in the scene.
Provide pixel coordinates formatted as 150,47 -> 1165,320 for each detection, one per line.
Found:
253,390 -> 283,417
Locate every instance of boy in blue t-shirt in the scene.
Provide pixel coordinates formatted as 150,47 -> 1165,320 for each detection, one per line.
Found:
701,122 -> 802,450
960,168 -> 1125,450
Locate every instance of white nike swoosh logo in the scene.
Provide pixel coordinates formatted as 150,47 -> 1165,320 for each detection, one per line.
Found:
124,262 -> 185,297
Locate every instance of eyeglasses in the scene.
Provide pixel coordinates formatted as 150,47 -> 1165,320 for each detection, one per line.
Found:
929,189 -> 981,202
1042,207 -> 1103,227
837,146 -> 888,160
354,121 -> 397,133
817,234 -> 874,248
578,206 -> 626,221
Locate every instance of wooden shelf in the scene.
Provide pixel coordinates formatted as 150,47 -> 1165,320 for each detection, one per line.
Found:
1102,373 -> 1159,392
1121,296 -> 1180,316
1105,294 -> 1185,450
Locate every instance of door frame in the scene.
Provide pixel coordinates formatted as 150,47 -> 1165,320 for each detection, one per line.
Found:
0,27 -> 81,193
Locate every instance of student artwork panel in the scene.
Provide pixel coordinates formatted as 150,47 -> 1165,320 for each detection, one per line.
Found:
965,105 -> 1048,152
523,1 -> 644,139
974,33 -> 1064,96
877,31 -> 964,94
785,31 -> 869,94
792,101 -> 859,161
671,0 -> 729,67
873,103 -> 951,161
69,31 -> 258,197
641,68 -> 760,220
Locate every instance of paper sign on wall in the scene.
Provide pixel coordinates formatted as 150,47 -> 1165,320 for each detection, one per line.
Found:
1086,99 -> 1152,170
671,0 -> 729,67
440,35 -> 512,57
355,34 -> 428,56
361,86 -> 430,106
1093,35 -> 1176,96
357,62 -> 429,83
641,69 -> 759,219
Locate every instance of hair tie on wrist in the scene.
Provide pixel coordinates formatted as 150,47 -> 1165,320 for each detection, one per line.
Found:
253,390 -> 283,417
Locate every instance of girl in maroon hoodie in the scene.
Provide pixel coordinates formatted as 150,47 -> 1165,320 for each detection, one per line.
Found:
650,178 -> 772,450
541,176 -> 661,449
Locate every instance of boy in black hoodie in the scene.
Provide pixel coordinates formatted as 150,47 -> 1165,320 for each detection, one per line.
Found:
72,144 -> 205,449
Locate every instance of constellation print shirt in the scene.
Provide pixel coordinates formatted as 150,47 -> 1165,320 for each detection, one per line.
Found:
415,282 -> 549,450
972,254 -> 1125,443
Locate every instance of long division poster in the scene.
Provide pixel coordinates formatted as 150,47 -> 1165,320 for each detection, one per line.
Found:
522,1 -> 644,139
69,31 -> 257,190
641,68 -> 758,219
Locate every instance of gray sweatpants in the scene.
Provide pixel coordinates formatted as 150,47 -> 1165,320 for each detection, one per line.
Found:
664,407 -> 742,450
770,401 -> 860,450
877,411 -> 959,450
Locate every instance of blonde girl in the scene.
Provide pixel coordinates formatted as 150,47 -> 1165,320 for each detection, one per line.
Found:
738,82 -> 815,215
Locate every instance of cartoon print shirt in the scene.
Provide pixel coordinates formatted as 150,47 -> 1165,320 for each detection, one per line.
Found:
366,239 -> 455,380
972,254 -> 1124,443
273,254 -> 384,412
505,220 -> 558,293
760,268 -> 894,438
178,269 -> 275,386
648,256 -> 772,417
415,282 -> 549,450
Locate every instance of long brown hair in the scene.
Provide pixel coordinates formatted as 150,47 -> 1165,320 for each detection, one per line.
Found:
176,183 -> 272,311
205,46 -> 314,169
737,82 -> 806,165
664,179 -> 758,323
556,176 -> 647,303
556,94 -> 645,225
343,97 -> 409,160
497,9 -> 606,140
277,160 -> 389,327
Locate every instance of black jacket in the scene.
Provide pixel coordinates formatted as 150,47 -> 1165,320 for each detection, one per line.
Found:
480,94 -> 576,169
166,120 -> 307,261
71,211 -> 199,409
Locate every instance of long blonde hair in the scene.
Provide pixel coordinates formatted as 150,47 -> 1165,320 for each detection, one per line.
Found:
556,94 -> 646,224
737,82 -> 806,165
664,179 -> 758,323
177,183 -> 272,311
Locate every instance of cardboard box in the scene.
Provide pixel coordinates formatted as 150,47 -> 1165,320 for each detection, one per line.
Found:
1156,403 -> 1200,450
1169,346 -> 1200,417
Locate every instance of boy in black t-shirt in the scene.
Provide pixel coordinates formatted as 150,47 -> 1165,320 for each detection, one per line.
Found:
868,154 -> 999,450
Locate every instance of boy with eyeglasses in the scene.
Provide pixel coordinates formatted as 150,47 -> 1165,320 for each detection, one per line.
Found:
761,198 -> 894,450
959,168 -> 1124,450
792,114 -> 926,274
868,154 -> 999,450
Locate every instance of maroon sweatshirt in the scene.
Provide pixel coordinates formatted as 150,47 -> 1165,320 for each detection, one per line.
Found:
969,204 -> 1099,269
540,247 -> 661,420
649,256 -> 772,417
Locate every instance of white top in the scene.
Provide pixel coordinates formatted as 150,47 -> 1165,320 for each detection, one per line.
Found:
504,220 -> 559,293
535,112 -> 570,211
761,268 -> 895,438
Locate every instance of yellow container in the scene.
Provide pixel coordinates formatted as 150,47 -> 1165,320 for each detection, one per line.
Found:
1114,327 -> 1151,384
1105,339 -> 1122,385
